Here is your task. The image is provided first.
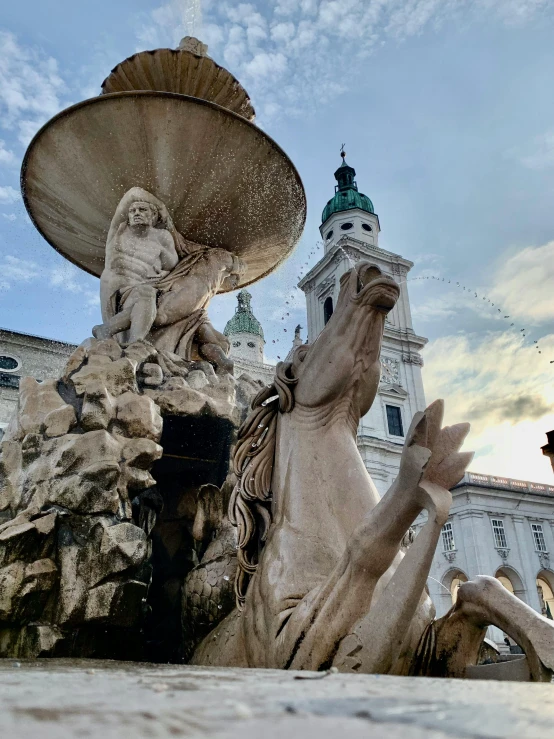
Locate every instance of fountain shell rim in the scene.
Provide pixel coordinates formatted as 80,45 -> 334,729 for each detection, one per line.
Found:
20,90 -> 307,291
100,45 -> 256,121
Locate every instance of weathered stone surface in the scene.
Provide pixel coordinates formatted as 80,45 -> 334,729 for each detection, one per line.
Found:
5,378 -> 70,442
72,357 -> 137,398
145,387 -> 239,425
140,363 -> 164,387
0,624 -> 64,658
187,370 -> 209,391
2,660 -> 554,738
43,404 -> 77,437
98,522 -> 148,578
0,337 -> 259,660
116,392 -> 162,441
85,580 -> 147,626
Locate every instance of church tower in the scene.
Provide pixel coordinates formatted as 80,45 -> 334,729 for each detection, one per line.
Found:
298,152 -> 427,494
224,289 -> 275,385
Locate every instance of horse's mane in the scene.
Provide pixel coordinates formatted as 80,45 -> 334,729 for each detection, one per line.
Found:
229,359 -> 298,608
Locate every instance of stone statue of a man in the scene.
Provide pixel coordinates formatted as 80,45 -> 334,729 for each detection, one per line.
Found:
93,188 -> 245,373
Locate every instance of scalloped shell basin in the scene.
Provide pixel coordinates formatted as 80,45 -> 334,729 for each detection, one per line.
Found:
21,92 -> 306,290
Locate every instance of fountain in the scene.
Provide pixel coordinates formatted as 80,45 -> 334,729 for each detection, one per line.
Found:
1,35 -> 554,683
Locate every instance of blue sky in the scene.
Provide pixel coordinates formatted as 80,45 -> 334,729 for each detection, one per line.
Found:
2,0 -> 554,481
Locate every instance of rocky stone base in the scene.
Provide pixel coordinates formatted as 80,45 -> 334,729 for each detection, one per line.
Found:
0,338 -> 262,661
1,659 -> 554,738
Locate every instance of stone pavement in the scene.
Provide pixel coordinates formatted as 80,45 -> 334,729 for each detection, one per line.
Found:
1,659 -> 554,738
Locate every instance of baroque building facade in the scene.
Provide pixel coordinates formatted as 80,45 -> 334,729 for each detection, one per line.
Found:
421,472 -> 554,643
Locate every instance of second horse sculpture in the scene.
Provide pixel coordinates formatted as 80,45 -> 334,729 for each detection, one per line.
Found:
193,260 -> 554,680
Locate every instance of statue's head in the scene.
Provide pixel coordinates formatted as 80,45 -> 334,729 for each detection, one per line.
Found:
128,200 -> 159,227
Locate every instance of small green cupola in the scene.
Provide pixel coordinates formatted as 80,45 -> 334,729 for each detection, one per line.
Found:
224,289 -> 264,339
321,150 -> 375,224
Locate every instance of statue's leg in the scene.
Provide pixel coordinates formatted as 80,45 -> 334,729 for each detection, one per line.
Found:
154,287 -> 194,328
197,324 -> 234,374
127,285 -> 158,343
428,576 -> 554,681
93,286 -> 157,343
93,310 -> 132,340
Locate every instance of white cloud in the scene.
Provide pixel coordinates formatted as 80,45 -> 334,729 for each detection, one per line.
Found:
0,254 -> 99,312
0,140 -> 16,167
0,31 -> 66,146
423,330 -> 554,483
2,213 -> 16,221
490,241 -> 554,324
0,185 -> 19,204
134,0 -> 553,123
49,262 -> 99,309
0,255 -> 40,290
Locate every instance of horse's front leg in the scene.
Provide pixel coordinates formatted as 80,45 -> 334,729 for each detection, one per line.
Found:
283,402 -> 470,671
334,407 -> 472,675
426,576 -> 554,681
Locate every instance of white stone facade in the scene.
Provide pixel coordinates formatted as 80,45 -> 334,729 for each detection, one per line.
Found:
232,356 -> 275,386
321,206 -> 380,253
229,331 -> 264,365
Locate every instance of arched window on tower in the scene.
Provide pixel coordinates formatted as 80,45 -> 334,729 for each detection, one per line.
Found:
323,296 -> 333,324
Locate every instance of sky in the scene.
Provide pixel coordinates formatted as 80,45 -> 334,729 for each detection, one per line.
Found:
1,0 -> 554,482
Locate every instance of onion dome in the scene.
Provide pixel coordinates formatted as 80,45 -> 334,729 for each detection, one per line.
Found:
224,290 -> 264,339
321,151 -> 374,223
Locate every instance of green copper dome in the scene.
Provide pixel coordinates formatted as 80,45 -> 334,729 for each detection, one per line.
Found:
321,155 -> 374,224
224,289 -> 264,339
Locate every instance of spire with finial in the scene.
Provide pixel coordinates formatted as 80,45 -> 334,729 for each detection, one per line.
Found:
321,145 -> 375,224
335,144 -> 358,192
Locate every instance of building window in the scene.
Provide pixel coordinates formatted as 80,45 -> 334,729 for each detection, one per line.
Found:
232,341 -> 241,347
323,296 -> 333,324
491,519 -> 507,549
340,222 -> 353,231
386,405 -> 404,437
532,523 -> 548,553
326,230 -> 333,240
247,341 -> 255,348
362,223 -> 372,232
537,577 -> 554,618
441,522 -> 455,552
0,354 -> 20,372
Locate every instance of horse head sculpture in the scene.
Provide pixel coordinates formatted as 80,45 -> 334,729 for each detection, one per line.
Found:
291,262 -> 400,418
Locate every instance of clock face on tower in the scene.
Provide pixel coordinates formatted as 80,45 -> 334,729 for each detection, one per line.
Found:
380,357 -> 400,385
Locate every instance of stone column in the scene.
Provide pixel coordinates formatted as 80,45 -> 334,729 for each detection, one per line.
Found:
511,515 -> 540,612
457,510 -> 487,578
